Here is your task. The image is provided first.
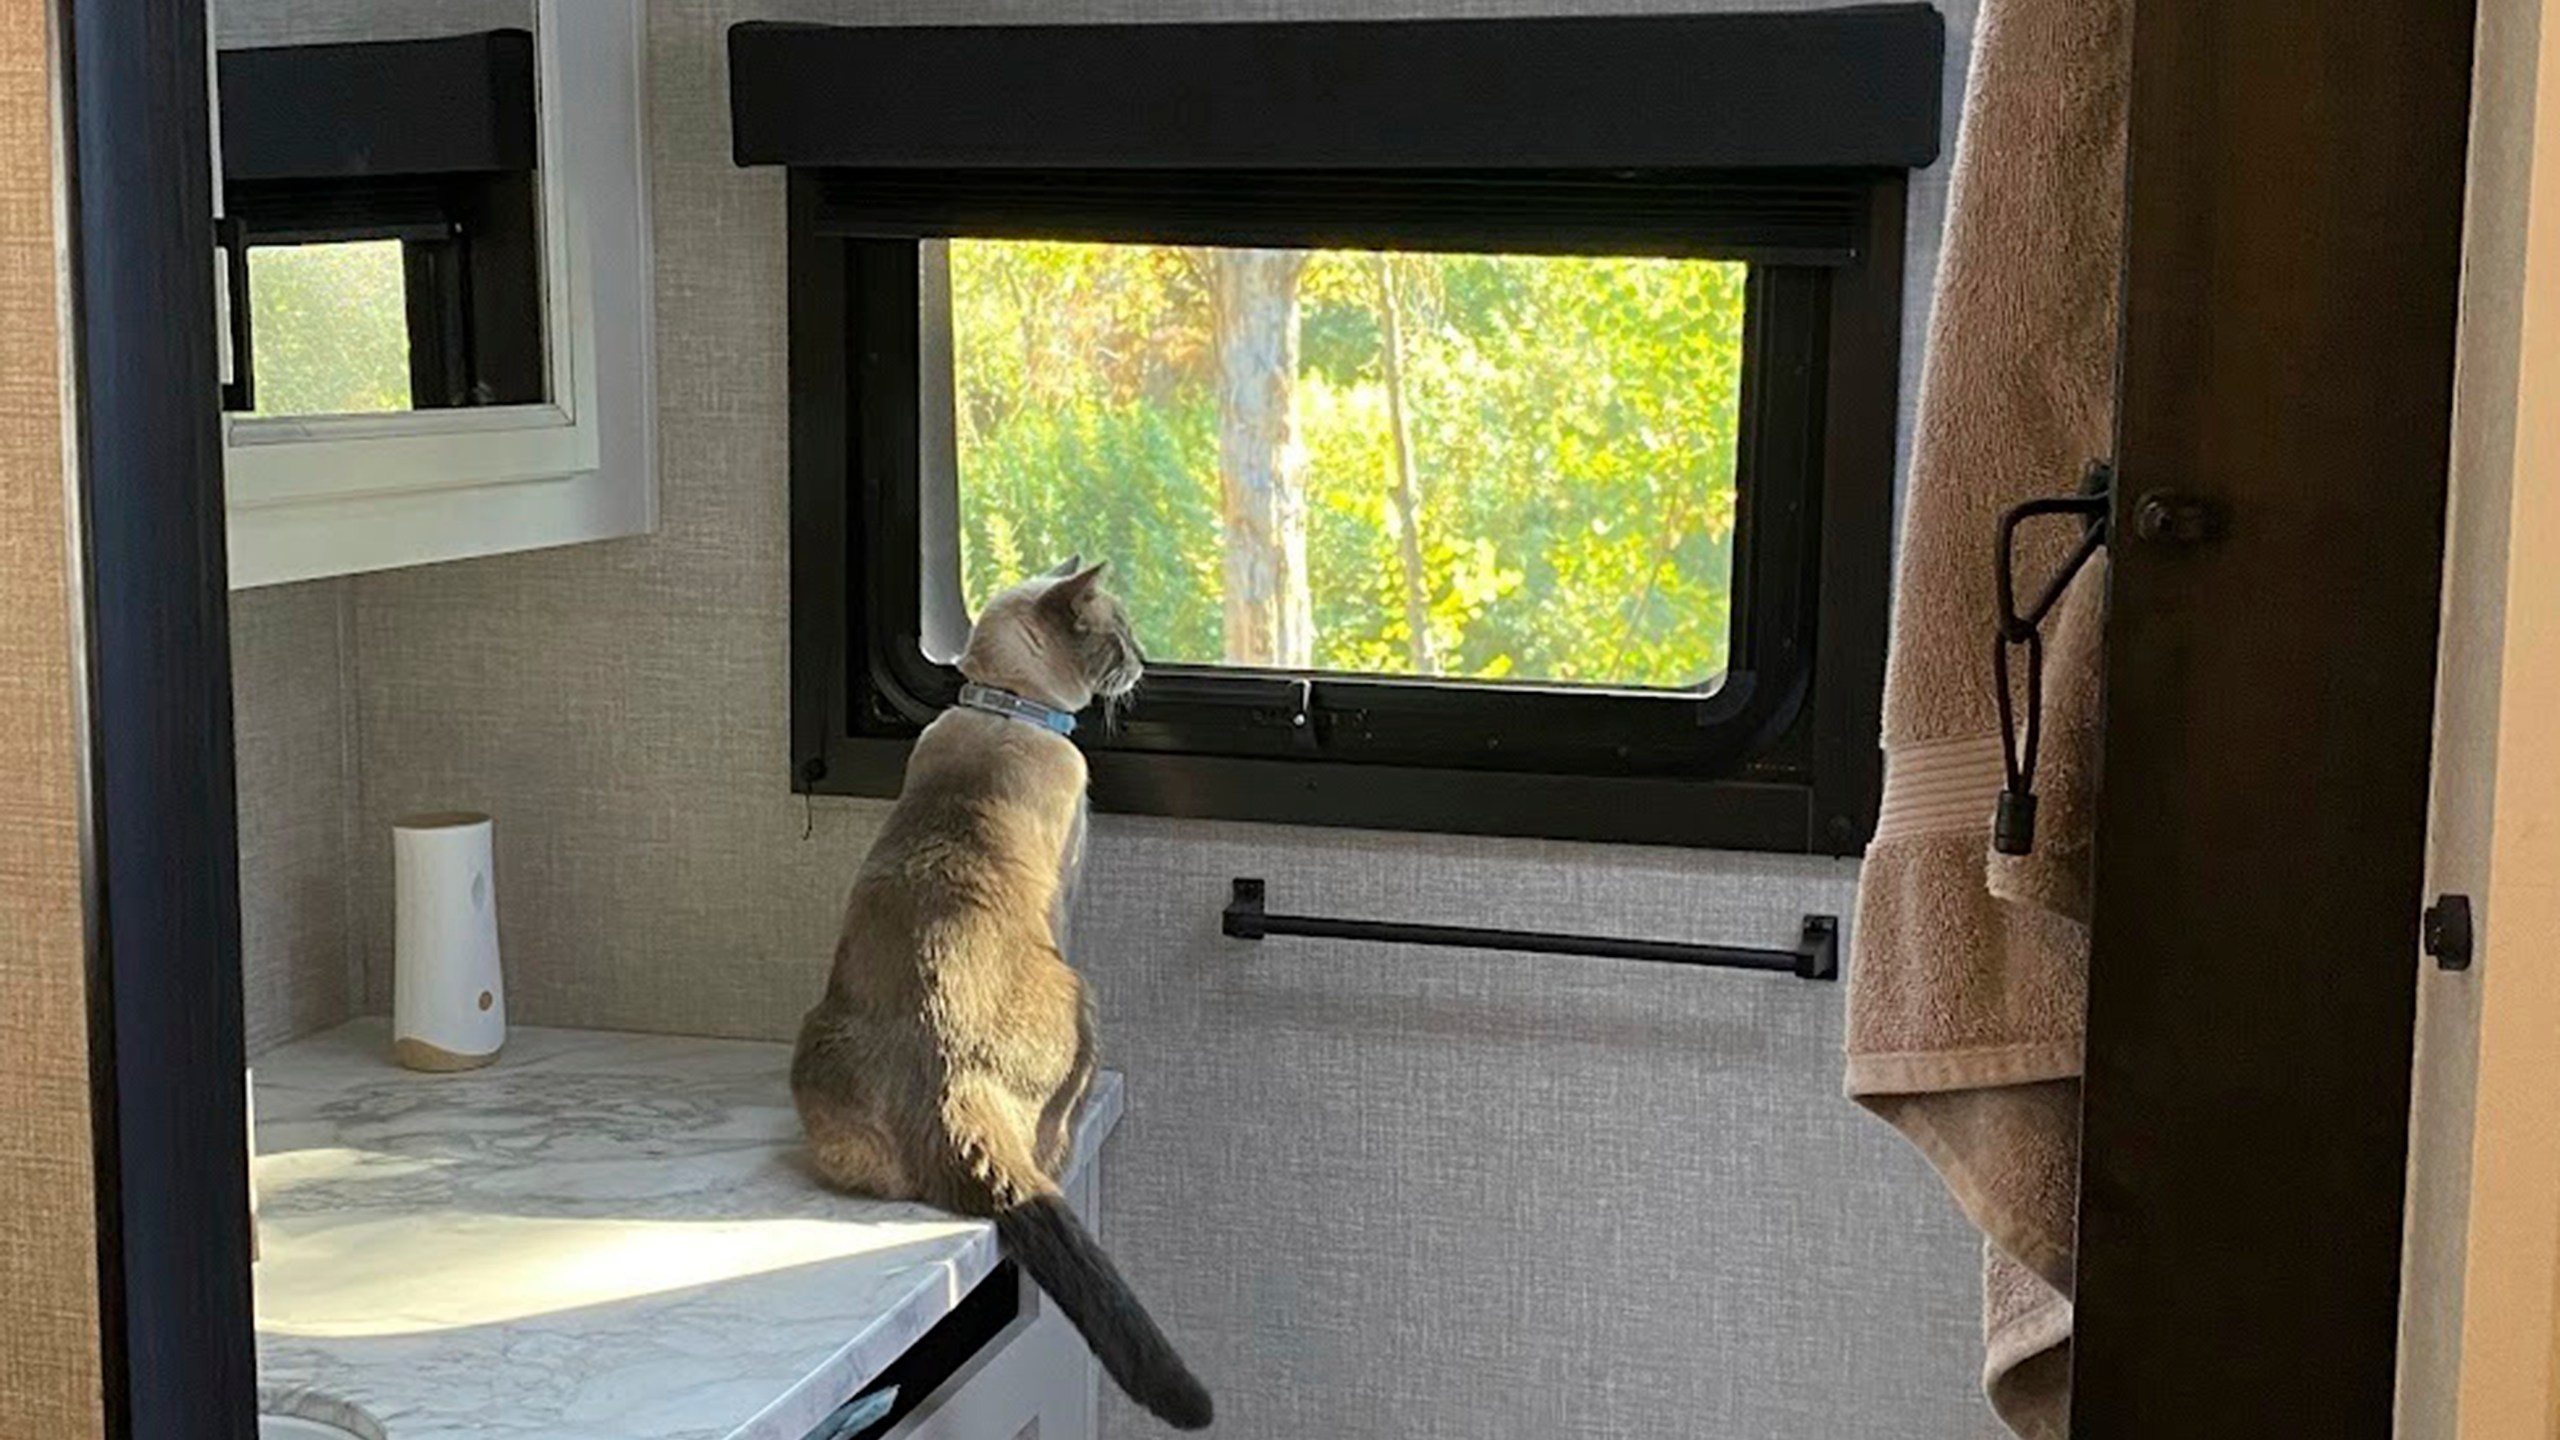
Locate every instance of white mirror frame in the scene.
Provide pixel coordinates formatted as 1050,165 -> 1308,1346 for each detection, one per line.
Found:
219,0 -> 654,589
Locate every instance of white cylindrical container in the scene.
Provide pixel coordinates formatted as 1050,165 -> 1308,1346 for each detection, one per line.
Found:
392,812 -> 506,1072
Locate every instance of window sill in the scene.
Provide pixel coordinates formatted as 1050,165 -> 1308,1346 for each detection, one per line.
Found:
808,736 -> 1862,855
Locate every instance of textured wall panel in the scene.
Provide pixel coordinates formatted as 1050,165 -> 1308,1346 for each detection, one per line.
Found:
1072,816 -> 1996,1438
0,0 -> 105,1429
230,580 -> 359,1055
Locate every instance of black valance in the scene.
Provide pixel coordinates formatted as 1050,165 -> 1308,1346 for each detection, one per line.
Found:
728,9 -> 1944,174
219,30 -> 537,182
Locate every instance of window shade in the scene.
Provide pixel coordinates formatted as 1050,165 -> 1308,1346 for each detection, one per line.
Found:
729,10 -> 1944,176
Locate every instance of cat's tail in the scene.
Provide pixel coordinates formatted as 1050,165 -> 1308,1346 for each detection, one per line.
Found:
994,1192 -> 1214,1430
945,1115 -> 1212,1430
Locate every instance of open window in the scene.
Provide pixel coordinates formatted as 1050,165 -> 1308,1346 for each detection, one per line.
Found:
733,11 -> 1943,851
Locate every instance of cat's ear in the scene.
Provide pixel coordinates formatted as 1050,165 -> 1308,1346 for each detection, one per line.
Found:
1042,554 -> 1084,580
1042,559 -> 1109,613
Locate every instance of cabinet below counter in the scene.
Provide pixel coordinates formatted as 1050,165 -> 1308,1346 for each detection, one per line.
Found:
252,1020 -> 1118,1440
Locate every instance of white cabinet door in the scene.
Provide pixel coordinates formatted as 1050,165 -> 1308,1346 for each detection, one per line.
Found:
884,1150 -> 1108,1440
883,1275 -> 1096,1440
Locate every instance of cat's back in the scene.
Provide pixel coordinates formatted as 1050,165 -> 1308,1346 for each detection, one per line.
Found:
850,708 -> 1086,925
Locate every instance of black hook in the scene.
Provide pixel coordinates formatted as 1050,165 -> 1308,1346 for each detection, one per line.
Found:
1992,460 -> 2114,856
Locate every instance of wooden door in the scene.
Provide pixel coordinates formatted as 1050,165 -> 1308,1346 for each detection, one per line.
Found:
2074,0 -> 2478,1432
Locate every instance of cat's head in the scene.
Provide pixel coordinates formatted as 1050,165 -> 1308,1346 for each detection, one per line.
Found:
957,556 -> 1145,714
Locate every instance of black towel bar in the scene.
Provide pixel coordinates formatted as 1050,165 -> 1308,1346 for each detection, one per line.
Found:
1220,877 -> 1839,981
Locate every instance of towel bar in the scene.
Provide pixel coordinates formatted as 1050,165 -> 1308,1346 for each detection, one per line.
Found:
1220,877 -> 1839,981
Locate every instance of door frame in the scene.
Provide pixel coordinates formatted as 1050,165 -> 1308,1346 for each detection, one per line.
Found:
2071,0 -> 2477,1433
2420,0 -> 2560,1426
58,0 -> 2480,1435
60,0 -> 261,1433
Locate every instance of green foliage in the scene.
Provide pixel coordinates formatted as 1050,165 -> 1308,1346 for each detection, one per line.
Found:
246,240 -> 413,417
947,239 -> 1745,689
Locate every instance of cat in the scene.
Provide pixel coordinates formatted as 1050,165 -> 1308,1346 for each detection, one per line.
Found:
791,558 -> 1211,1430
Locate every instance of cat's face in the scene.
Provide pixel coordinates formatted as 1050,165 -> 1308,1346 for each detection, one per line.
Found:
960,557 -> 1144,710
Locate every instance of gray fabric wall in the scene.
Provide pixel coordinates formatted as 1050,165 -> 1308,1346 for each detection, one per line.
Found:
1072,818 -> 1991,1438
213,0 -> 529,48
228,1 -> 1999,1434
231,580 -> 359,1056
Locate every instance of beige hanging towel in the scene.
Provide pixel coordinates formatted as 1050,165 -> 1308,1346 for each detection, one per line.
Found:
1843,0 -> 2129,1435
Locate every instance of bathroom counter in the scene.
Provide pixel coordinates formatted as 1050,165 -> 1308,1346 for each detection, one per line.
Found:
251,1020 -> 1121,1440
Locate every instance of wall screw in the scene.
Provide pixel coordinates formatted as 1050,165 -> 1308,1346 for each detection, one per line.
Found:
2132,490 -> 2223,546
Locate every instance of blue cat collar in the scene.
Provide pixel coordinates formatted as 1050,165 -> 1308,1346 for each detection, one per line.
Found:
955,683 -> 1079,736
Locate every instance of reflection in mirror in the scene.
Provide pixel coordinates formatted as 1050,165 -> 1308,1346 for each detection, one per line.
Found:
214,0 -> 545,418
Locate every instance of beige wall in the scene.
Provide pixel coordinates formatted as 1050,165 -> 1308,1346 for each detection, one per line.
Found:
231,580 -> 361,1055
2449,0 -> 2560,1422
2402,0 -> 2560,1433
212,0 -> 529,49
2400,0 -> 2541,1427
0,0 -> 105,1433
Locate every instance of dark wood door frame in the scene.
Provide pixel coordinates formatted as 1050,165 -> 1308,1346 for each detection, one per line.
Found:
61,0 -> 261,1435
2073,0 -> 2476,1433
55,0 -> 2477,1436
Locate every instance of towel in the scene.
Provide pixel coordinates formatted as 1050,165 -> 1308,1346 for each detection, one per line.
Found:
1842,0 -> 2129,1434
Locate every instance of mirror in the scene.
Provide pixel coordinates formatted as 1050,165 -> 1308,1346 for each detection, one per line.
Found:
215,0 -> 651,591
213,0 -> 547,418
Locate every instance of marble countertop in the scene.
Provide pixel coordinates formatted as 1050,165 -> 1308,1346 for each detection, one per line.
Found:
251,1020 -> 1122,1440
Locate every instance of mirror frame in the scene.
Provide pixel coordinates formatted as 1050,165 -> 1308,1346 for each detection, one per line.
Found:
214,0 -> 654,588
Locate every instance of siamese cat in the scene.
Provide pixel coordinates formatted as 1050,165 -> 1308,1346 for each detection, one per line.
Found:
792,558 -> 1210,1430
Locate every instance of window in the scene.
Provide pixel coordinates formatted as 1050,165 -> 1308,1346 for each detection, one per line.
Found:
216,30 -> 547,416
943,240 -> 1747,690
740,11 -> 1943,851
218,176 -> 546,416
243,239 -> 414,415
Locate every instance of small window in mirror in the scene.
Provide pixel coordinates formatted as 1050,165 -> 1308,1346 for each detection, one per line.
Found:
244,239 -> 413,417
215,29 -> 547,419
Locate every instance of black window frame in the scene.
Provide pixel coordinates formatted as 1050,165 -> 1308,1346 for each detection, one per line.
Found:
746,14 -> 1938,854
219,174 -> 545,414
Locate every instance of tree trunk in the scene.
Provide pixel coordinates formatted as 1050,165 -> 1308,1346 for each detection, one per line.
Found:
1372,255 -> 1437,674
1206,249 -> 1312,668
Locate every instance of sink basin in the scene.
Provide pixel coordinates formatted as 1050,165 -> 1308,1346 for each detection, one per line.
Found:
259,1419 -> 364,1440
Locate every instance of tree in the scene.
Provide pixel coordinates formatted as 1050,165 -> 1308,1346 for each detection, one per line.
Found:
1371,254 -> 1436,674
1203,248 -> 1311,668
246,239 -> 413,416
